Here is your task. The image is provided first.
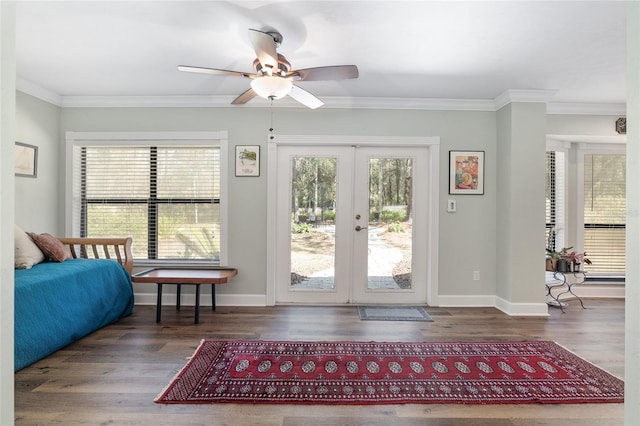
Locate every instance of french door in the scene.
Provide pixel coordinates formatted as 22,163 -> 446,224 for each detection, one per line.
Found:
273,142 -> 432,304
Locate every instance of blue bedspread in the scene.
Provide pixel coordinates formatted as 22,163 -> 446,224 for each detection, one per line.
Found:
14,259 -> 134,371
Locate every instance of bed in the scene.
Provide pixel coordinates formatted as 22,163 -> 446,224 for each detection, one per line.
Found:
14,236 -> 135,371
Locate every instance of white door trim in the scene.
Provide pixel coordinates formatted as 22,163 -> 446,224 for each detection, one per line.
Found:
266,134 -> 440,306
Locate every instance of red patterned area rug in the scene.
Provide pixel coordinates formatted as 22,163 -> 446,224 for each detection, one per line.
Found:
155,340 -> 623,405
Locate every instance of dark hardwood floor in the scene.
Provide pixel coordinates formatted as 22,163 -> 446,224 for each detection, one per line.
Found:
14,299 -> 624,426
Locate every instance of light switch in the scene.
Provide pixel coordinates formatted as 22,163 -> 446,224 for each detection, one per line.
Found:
447,199 -> 456,213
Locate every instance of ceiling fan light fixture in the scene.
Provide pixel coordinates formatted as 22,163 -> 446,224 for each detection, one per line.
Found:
251,76 -> 292,100
180,28 -> 358,108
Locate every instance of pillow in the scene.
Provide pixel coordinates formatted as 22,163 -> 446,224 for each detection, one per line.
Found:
14,224 -> 45,269
28,232 -> 71,263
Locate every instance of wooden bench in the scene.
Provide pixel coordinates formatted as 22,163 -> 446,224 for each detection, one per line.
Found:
58,237 -> 133,275
132,267 -> 238,324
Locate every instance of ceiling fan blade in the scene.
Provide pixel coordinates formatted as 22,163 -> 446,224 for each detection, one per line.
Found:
178,65 -> 254,78
231,88 -> 257,105
288,85 -> 324,109
248,29 -> 278,72
289,65 -> 359,82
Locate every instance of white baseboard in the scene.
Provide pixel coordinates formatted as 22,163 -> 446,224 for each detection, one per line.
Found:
133,287 -> 623,315
494,297 -> 549,316
437,294 -> 549,316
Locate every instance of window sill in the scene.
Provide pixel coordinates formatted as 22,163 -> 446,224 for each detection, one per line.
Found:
584,277 -> 625,285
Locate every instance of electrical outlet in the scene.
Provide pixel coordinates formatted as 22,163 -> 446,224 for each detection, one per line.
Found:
447,199 -> 456,212
473,271 -> 480,281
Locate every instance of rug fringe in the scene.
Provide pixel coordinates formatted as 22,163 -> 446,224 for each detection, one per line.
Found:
154,339 -> 207,403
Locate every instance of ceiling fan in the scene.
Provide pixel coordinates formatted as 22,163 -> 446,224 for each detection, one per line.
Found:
178,28 -> 359,109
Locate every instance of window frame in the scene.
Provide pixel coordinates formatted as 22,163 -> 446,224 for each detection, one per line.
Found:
546,139 -> 627,283
65,131 -> 229,267
546,140 -> 570,253
576,142 -> 626,280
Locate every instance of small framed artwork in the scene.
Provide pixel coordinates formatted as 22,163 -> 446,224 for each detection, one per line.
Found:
15,142 -> 38,178
235,145 -> 260,177
449,150 -> 484,195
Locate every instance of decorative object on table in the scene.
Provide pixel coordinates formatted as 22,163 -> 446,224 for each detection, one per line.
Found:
546,244 -> 572,271
357,305 -> 433,322
556,258 -> 570,272
155,340 -> 623,405
448,150 -> 484,195
14,142 -> 38,178
615,117 -> 626,134
562,250 -> 591,272
235,145 -> 260,176
545,258 -> 556,272
547,248 -> 590,272
545,228 -> 591,272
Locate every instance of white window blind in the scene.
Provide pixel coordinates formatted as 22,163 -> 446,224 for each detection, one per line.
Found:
71,143 -> 221,261
583,153 -> 626,275
546,151 -> 565,251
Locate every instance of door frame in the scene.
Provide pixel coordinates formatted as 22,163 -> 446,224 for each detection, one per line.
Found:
351,146 -> 430,304
266,135 -> 440,306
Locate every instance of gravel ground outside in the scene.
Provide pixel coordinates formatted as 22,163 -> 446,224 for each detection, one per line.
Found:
290,223 -> 412,288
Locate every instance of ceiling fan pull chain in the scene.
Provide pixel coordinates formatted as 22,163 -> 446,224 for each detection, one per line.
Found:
269,99 -> 275,140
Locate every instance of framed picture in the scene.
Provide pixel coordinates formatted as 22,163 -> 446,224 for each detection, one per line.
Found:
235,145 -> 260,177
15,142 -> 38,178
449,150 -> 484,194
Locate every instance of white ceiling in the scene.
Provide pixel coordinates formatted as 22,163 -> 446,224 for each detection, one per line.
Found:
15,1 -> 627,111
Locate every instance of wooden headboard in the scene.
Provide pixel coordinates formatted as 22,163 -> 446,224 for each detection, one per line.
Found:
57,237 -> 134,275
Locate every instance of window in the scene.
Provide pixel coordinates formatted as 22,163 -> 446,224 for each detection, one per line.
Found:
583,153 -> 626,276
546,145 -> 626,280
546,150 -> 566,251
67,132 -> 228,262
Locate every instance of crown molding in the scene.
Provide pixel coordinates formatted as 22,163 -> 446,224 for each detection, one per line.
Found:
17,78 -> 62,106
546,102 -> 626,116
56,94 -> 498,111
16,80 -> 626,115
547,134 -> 626,144
329,97 -> 496,111
59,95 -> 233,108
494,89 -> 558,110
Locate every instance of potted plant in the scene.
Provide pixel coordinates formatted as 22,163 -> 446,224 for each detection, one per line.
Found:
546,244 -> 591,272
545,228 -> 562,271
546,246 -> 572,272
562,250 -> 592,272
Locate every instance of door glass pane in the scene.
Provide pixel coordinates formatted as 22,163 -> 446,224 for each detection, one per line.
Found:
290,157 -> 337,290
368,158 -> 413,290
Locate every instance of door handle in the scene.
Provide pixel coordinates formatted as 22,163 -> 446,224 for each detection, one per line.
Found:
355,225 -> 368,232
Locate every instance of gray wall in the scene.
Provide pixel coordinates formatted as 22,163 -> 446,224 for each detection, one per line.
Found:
15,91 -> 60,233
58,106 -> 498,301
496,102 -> 547,310
13,93 -> 621,306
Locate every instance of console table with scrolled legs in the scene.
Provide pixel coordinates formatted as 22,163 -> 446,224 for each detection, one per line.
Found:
545,270 -> 587,312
